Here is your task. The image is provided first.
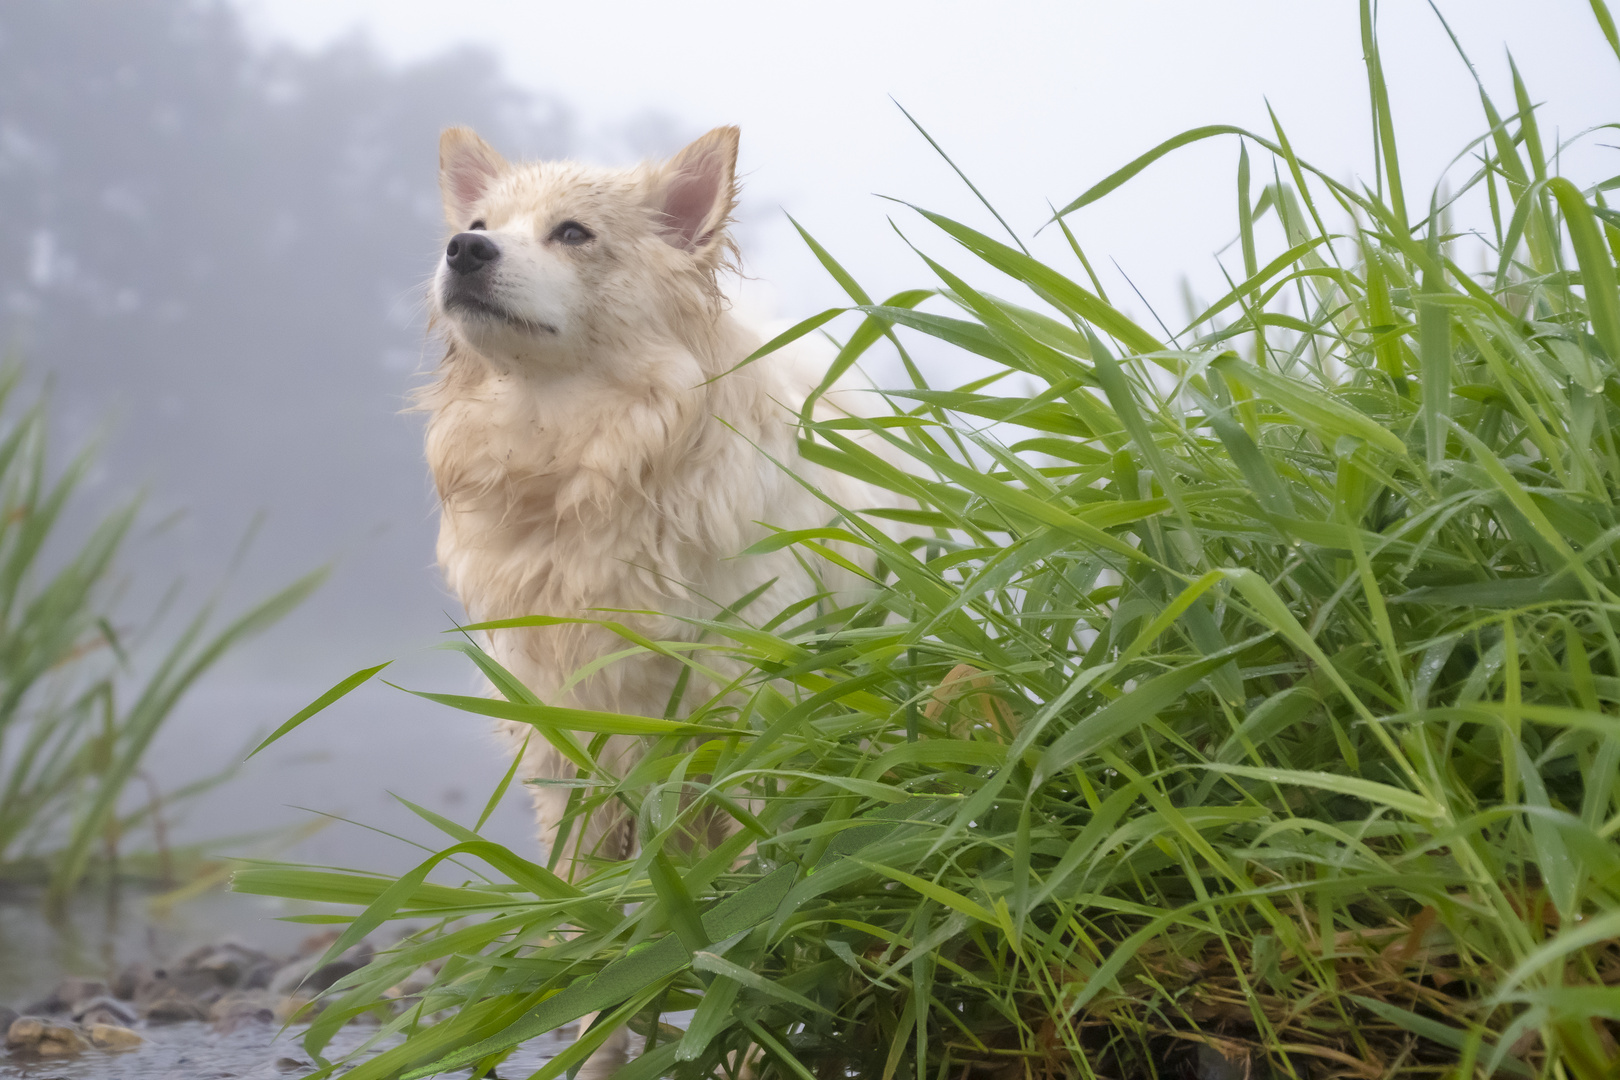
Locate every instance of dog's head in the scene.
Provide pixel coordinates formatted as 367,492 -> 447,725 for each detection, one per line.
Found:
431,125 -> 740,368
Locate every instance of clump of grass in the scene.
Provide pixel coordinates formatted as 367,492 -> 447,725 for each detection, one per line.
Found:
0,364 -> 322,898
237,5 -> 1620,1078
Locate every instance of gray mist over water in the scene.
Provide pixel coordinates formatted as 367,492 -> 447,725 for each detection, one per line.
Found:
0,0 -> 689,874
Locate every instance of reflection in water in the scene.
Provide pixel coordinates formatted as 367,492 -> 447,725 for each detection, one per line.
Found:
0,885 -> 311,1005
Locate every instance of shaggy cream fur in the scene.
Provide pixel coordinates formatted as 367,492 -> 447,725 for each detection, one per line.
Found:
421,126 -> 885,877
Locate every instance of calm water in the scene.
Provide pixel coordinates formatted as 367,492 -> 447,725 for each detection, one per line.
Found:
0,886 -> 577,1079
1,663 -> 578,1076
0,1016 -> 572,1079
0,887 -> 316,1005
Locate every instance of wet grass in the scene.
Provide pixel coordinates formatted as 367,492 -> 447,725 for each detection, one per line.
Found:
236,5 -> 1620,1077
0,364 -> 321,898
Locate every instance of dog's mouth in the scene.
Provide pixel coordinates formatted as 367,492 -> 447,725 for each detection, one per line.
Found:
445,293 -> 559,337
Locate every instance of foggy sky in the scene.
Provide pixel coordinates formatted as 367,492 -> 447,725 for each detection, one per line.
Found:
240,0 -> 1619,340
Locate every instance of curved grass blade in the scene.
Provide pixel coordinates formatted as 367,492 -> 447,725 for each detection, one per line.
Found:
247,661 -> 390,760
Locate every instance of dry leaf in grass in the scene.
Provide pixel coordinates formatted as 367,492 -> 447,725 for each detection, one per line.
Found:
923,663 -> 1018,739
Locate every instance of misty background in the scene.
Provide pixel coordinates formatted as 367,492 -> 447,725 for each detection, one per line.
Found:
0,0 -> 689,862
2,0 -> 1613,869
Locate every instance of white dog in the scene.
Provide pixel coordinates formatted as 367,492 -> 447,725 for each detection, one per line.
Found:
421,125 -> 886,878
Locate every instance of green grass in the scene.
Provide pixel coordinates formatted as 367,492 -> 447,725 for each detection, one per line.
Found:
0,364 -> 322,898
236,5 -> 1620,1077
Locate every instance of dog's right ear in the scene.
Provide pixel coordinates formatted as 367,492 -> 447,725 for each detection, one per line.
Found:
439,127 -> 508,228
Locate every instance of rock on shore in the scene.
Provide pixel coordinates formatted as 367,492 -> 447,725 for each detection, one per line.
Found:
5,929 -> 423,1066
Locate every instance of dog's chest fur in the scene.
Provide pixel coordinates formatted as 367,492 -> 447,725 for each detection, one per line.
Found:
423,329 -> 817,713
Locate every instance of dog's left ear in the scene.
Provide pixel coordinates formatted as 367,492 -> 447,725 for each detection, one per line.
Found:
440,127 -> 508,228
653,126 -> 739,262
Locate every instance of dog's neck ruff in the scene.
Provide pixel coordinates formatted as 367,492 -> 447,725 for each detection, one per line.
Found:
421,312 -> 803,703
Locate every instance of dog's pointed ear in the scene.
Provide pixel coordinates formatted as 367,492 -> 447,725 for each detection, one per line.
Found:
440,127 -> 508,227
653,126 -> 739,261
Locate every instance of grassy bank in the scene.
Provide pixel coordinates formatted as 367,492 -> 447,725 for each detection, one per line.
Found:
237,5 -> 1620,1077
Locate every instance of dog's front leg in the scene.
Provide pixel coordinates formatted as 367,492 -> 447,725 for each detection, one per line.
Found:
516,730 -> 640,876
503,723 -> 642,1076
573,1017 -> 630,1080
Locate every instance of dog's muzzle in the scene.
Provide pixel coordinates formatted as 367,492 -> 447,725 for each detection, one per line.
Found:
445,232 -> 499,275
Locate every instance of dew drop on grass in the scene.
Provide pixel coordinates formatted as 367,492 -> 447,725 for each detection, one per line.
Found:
1413,636 -> 1458,706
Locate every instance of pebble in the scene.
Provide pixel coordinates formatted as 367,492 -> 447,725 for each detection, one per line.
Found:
26,976 -> 108,1015
142,991 -> 210,1024
274,992 -> 316,1024
87,1023 -> 143,1051
71,995 -> 139,1027
306,956 -> 368,993
109,963 -> 145,1001
269,942 -> 373,995
186,941 -> 279,990
6,928 -> 420,1066
8,1018 -> 88,1056
36,1037 -> 81,1057
6,1016 -> 44,1049
210,990 -> 277,1032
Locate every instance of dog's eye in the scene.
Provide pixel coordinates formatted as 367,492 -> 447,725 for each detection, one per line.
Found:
550,221 -> 594,246
468,219 -> 486,231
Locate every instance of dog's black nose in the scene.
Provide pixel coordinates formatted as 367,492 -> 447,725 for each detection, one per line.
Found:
445,232 -> 499,274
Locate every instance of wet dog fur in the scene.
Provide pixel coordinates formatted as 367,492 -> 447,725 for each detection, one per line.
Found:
420,129 -> 886,1072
